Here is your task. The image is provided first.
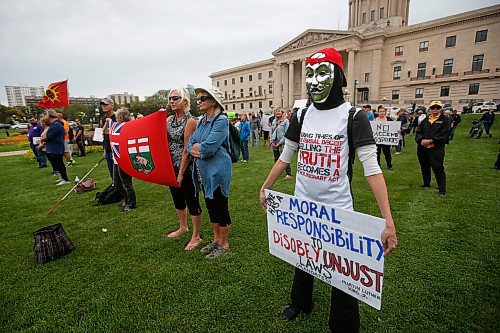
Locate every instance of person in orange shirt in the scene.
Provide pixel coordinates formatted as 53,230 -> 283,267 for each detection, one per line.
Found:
57,113 -> 75,166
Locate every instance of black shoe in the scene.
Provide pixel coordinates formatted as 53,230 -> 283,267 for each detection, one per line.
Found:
282,305 -> 311,321
439,192 -> 446,198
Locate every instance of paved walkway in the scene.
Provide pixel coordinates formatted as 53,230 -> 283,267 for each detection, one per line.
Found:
0,150 -> 27,157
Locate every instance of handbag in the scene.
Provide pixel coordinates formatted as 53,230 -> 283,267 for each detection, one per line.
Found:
74,178 -> 96,194
33,223 -> 75,265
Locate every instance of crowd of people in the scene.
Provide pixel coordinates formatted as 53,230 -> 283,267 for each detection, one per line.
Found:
21,44 -> 496,332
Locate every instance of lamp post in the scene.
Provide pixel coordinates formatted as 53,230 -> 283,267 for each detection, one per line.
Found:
95,108 -> 100,127
353,80 -> 359,107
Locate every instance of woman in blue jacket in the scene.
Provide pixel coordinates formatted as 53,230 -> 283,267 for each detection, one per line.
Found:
187,86 -> 232,259
42,109 -> 69,185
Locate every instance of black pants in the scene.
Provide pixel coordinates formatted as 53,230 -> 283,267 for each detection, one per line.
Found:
376,144 -> 392,168
291,268 -> 360,333
169,172 -> 202,216
113,164 -> 136,207
46,153 -> 69,181
76,139 -> 86,156
273,147 -> 291,176
417,145 -> 446,194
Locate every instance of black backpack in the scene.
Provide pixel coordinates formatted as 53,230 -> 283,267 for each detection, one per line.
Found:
205,113 -> 241,163
94,183 -> 123,205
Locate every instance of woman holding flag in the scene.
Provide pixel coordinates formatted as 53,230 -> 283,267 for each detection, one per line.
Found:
165,88 -> 203,251
187,86 -> 233,259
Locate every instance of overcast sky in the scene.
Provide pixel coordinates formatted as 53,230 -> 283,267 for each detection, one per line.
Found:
0,0 -> 497,105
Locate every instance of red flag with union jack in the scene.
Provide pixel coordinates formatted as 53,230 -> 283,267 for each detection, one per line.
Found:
37,80 -> 69,108
109,111 -> 178,187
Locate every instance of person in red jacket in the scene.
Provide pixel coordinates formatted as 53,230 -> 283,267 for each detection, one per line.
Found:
415,101 -> 451,197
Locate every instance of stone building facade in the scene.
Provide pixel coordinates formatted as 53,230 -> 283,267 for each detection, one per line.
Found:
210,1 -> 500,113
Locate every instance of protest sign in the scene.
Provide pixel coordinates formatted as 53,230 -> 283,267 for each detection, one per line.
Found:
370,121 -> 401,146
227,112 -> 237,119
92,128 -> 104,142
265,189 -> 386,310
32,137 -> 41,145
262,114 -> 272,131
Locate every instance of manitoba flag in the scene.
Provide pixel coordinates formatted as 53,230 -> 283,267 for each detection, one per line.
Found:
109,111 -> 178,187
37,80 -> 69,108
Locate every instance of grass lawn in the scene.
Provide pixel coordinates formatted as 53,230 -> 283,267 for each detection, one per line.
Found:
0,115 -> 498,332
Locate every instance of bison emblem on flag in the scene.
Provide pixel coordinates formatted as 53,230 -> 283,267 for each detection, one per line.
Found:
128,137 -> 155,175
109,111 -> 178,187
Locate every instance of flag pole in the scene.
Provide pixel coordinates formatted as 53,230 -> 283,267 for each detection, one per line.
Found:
47,157 -> 105,216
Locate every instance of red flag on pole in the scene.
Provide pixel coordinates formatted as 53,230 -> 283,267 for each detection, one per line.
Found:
109,111 -> 178,187
37,80 -> 69,108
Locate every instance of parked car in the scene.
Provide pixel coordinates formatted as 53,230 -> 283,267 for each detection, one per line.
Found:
10,123 -> 29,130
472,101 -> 497,113
0,123 -> 11,129
442,103 -> 453,112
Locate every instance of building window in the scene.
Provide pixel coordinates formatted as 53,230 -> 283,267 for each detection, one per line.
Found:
232,78 -> 235,84
240,89 -> 244,98
269,84 -> 273,94
392,90 -> 399,100
241,103 -> 244,109
249,102 -> 253,109
249,74 -> 253,82
415,88 -> 424,98
440,86 -> 450,97
233,104 -> 235,110
232,90 -> 235,98
380,7 -> 385,19
224,91 -> 228,99
417,63 -> 426,78
269,100 -> 273,107
258,86 -> 262,95
240,76 -> 243,83
419,41 -> 429,52
446,35 -> 456,48
472,54 -> 484,72
224,79 -> 227,86
475,30 -> 488,43
393,66 -> 402,80
468,83 -> 480,95
364,73 -> 370,83
370,10 -> 375,21
269,70 -> 273,78
395,46 -> 403,56
249,87 -> 253,97
258,73 -> 262,80
362,12 -> 366,24
216,81 -> 220,87
443,59 -> 453,75
259,101 -> 263,108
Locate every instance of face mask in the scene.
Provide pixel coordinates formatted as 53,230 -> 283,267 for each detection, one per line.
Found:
305,62 -> 335,103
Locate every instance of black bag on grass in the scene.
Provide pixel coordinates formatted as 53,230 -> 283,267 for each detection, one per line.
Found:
94,183 -> 123,205
33,223 -> 75,265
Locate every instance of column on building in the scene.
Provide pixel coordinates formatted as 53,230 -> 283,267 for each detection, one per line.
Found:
348,1 -> 353,29
371,48 -> 383,102
288,61 -> 295,108
301,58 -> 308,99
282,63 -> 289,109
274,63 -> 283,108
346,49 -> 356,103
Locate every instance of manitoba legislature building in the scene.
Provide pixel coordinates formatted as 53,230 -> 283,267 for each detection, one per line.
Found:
210,1 -> 500,112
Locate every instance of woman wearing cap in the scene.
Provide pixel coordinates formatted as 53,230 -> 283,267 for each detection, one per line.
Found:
415,101 -> 450,197
375,106 -> 394,170
165,88 -> 203,251
187,87 -> 232,259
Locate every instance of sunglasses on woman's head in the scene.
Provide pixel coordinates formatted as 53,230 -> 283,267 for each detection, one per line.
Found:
196,96 -> 212,102
168,96 -> 182,101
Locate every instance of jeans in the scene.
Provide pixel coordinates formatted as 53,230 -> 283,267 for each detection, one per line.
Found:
76,139 -> 86,156
241,140 -> 249,161
448,127 -> 457,141
30,142 -> 47,167
251,129 -> 260,147
113,164 -> 136,207
396,134 -> 405,152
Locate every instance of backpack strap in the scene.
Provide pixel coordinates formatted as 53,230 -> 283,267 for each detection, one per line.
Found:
347,107 -> 360,182
298,107 -> 308,132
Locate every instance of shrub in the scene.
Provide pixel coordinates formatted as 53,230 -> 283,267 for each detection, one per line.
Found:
23,150 -> 35,160
86,145 -> 103,154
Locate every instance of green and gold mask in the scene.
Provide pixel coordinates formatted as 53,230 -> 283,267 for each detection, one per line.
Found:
305,62 -> 335,103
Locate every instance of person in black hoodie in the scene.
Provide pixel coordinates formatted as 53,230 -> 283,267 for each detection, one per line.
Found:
260,48 -> 398,333
415,101 -> 451,197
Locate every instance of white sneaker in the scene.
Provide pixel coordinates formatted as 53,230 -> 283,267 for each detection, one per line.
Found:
55,178 -> 63,183
56,180 -> 70,185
